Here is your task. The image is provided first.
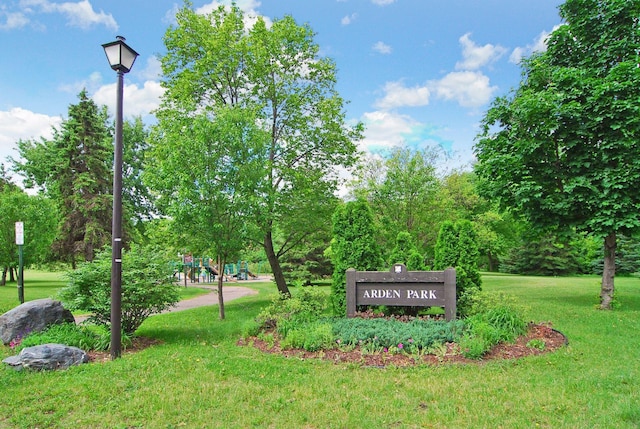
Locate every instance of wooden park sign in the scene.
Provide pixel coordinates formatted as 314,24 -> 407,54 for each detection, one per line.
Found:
346,264 -> 457,321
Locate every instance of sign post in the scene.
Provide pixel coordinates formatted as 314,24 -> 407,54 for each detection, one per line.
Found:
15,222 -> 24,304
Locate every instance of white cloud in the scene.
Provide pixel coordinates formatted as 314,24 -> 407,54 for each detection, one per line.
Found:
92,80 -> 165,119
360,110 -> 418,152
455,33 -> 506,71
58,71 -> 103,96
430,71 -> 497,108
137,56 -> 163,81
341,13 -> 357,25
374,81 -> 430,110
19,0 -> 118,31
509,25 -> 561,64
372,0 -> 396,5
0,107 -> 62,162
0,10 -> 29,30
373,41 -> 392,54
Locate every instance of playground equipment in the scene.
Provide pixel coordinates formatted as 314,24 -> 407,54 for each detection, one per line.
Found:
173,255 -> 260,286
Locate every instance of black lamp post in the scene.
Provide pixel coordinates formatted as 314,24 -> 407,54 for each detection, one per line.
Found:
102,36 -> 138,360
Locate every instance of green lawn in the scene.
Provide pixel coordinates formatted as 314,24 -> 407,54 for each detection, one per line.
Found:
1,272 -> 639,428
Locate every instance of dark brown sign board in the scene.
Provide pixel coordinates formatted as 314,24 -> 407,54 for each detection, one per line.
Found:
346,264 -> 456,321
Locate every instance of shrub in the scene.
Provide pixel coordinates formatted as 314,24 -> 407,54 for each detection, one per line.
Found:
330,200 -> 384,316
59,244 -> 180,335
459,292 -> 528,359
255,287 -> 328,332
331,317 -> 464,353
433,220 -> 482,317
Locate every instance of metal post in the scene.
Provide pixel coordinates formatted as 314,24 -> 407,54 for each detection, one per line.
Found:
17,245 -> 24,304
110,69 -> 124,360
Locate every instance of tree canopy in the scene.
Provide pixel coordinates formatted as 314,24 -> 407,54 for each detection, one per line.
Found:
474,0 -> 640,308
150,3 -> 362,295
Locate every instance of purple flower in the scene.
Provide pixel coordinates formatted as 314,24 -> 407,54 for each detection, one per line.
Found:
384,347 -> 388,353
398,343 -> 404,349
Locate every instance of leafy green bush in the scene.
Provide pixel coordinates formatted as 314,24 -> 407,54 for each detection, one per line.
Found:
433,220 -> 482,317
15,323 -> 131,351
256,287 -> 328,332
459,292 -> 528,359
330,199 -> 384,316
59,244 -> 180,335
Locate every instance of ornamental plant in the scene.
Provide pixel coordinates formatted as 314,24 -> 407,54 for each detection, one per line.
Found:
59,244 -> 180,335
433,220 -> 482,316
330,199 -> 384,315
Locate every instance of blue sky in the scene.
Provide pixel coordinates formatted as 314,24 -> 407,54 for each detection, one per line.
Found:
0,0 -> 563,179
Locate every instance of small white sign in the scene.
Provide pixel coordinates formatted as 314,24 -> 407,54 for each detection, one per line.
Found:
15,222 -> 24,245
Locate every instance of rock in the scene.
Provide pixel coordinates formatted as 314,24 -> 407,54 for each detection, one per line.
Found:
2,343 -> 88,371
0,298 -> 75,345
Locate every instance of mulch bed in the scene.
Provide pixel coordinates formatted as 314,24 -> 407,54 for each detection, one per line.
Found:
238,322 -> 567,367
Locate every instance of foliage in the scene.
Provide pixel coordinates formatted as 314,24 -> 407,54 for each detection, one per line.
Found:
59,245 -> 180,335
474,0 -> 640,309
473,206 -> 524,272
14,323 -> 128,352
280,242 -> 333,286
433,220 -> 482,316
279,321 -> 334,352
460,291 -> 528,359
331,317 -> 464,353
13,90 -> 113,266
154,4 -> 362,296
500,232 -> 586,276
0,187 -> 58,284
330,199 -> 384,315
348,147 -> 442,258
388,231 -> 425,270
121,117 -> 155,238
255,287 -> 328,333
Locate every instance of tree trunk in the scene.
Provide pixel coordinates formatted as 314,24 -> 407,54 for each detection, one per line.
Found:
9,267 -> 15,283
600,231 -> 616,310
217,255 -> 225,320
264,230 -> 290,296
1,267 -> 6,285
487,251 -> 497,272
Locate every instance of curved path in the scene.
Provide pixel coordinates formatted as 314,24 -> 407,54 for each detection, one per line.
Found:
75,284 -> 259,324
165,285 -> 258,313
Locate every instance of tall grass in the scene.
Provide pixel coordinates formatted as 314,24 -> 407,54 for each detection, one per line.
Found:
1,273 -> 639,428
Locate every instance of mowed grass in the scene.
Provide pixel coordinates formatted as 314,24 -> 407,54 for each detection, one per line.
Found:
0,272 -> 639,428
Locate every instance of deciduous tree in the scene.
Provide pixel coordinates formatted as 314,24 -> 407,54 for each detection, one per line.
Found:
475,0 -> 640,309
0,187 -> 58,285
152,4 -> 362,296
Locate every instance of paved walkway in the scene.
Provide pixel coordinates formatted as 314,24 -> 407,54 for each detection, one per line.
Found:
165,284 -> 258,312
75,283 -> 259,324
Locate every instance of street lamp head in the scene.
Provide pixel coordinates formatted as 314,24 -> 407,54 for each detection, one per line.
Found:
102,36 -> 139,73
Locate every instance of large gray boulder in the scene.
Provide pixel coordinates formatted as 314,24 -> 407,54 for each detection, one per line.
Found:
0,298 -> 75,345
3,343 -> 88,371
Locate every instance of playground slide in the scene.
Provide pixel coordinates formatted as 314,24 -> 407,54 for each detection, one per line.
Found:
205,266 -> 218,276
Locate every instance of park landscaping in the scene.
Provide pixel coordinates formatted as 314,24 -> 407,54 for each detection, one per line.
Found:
1,270 -> 639,428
